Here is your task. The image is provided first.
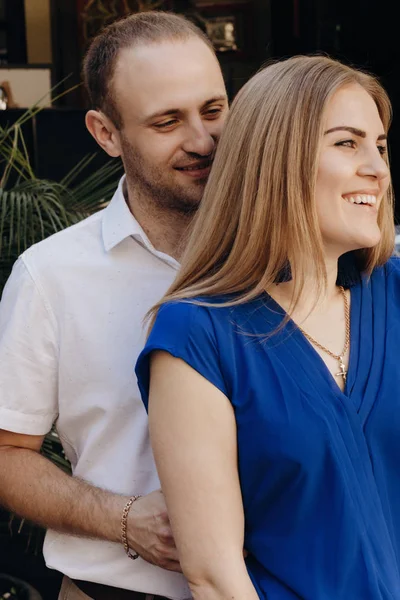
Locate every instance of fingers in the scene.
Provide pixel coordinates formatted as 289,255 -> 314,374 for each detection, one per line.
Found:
125,489 -> 181,570
155,542 -> 180,563
138,544 -> 181,571
161,560 -> 182,573
159,527 -> 176,547
154,547 -> 181,571
161,536 -> 176,548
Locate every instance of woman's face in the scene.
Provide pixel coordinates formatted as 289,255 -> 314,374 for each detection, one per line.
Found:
315,83 -> 390,258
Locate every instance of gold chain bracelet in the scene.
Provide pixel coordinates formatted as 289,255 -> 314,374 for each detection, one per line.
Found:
121,495 -> 141,560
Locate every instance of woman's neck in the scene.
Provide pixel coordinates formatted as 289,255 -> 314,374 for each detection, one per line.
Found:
268,256 -> 341,316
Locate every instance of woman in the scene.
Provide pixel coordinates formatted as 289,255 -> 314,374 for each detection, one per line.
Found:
136,55 -> 400,599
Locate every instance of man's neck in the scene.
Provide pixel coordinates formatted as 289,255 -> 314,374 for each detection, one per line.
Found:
124,179 -> 194,261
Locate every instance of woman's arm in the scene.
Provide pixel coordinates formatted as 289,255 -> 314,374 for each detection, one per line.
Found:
149,351 -> 259,600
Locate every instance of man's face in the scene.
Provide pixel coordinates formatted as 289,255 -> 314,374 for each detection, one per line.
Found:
112,38 -> 228,214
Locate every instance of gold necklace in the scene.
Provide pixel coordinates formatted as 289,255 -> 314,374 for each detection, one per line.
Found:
297,286 -> 350,382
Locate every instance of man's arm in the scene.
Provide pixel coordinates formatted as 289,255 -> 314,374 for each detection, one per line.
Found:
0,257 -> 181,572
0,429 -> 180,571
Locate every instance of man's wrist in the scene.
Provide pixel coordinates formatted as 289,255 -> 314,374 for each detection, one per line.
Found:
121,495 -> 142,559
96,492 -> 130,544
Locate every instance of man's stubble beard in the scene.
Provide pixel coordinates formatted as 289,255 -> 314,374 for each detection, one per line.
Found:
121,137 -> 204,216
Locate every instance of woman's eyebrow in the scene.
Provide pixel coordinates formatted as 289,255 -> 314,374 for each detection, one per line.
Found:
324,126 -> 387,141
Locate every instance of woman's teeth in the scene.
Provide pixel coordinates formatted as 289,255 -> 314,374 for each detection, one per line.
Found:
344,194 -> 377,206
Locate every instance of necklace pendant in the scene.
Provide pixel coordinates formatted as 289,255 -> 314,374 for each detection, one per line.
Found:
336,356 -> 347,382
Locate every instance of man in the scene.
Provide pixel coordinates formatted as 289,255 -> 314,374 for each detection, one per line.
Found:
0,11 -> 228,600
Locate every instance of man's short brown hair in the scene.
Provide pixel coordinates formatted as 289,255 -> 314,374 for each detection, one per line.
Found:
82,11 -> 216,129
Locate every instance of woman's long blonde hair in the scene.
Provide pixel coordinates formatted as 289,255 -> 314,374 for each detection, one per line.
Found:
148,55 -> 394,326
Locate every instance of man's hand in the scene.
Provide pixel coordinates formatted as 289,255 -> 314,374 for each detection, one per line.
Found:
126,489 -> 181,572
0,432 -> 181,571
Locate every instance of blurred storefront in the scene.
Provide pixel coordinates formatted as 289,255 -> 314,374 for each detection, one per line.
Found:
0,0 -> 399,214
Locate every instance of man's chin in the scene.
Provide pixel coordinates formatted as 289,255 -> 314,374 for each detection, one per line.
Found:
173,197 -> 201,215
170,183 -> 205,212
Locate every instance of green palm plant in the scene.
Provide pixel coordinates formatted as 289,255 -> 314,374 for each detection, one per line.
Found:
0,107 -> 122,291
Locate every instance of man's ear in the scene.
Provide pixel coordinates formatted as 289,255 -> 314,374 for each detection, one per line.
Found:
85,110 -> 122,157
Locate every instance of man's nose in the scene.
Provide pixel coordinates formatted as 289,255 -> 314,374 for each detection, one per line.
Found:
181,121 -> 215,157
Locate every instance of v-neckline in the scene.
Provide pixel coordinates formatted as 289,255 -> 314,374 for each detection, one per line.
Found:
262,286 -> 360,402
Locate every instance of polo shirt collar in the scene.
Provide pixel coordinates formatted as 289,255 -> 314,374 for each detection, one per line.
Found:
102,176 -> 179,269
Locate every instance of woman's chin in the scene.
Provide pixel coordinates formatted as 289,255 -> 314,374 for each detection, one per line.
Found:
332,233 -> 381,257
346,226 -> 382,252
358,230 -> 382,249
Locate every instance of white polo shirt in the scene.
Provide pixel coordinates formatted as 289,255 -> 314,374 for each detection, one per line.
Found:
0,177 -> 191,599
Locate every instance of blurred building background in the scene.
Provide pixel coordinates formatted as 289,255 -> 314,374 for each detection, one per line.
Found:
0,0 -> 399,217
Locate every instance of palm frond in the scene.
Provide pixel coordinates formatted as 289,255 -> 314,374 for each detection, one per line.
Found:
0,125 -> 36,185
64,158 -> 123,214
59,153 -> 98,188
0,183 -> 72,258
41,428 -> 71,474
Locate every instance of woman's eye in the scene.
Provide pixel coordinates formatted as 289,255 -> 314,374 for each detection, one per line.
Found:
335,139 -> 356,149
377,145 -> 387,156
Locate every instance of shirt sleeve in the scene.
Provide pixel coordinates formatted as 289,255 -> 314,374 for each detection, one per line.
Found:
0,256 -> 58,434
136,301 -> 228,411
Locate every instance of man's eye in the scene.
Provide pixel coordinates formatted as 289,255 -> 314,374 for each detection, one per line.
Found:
335,139 -> 356,149
154,120 -> 177,129
205,108 -> 222,117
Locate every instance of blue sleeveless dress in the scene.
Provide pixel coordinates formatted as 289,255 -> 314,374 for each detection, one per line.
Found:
136,257 -> 400,599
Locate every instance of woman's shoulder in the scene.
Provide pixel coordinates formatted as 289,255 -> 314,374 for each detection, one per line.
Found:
151,295 -> 263,345
149,297 -> 231,341
138,298 -> 236,405
370,255 -> 400,284
155,295 -> 246,322
367,255 -> 400,292
155,296 -> 227,323
384,255 -> 400,276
